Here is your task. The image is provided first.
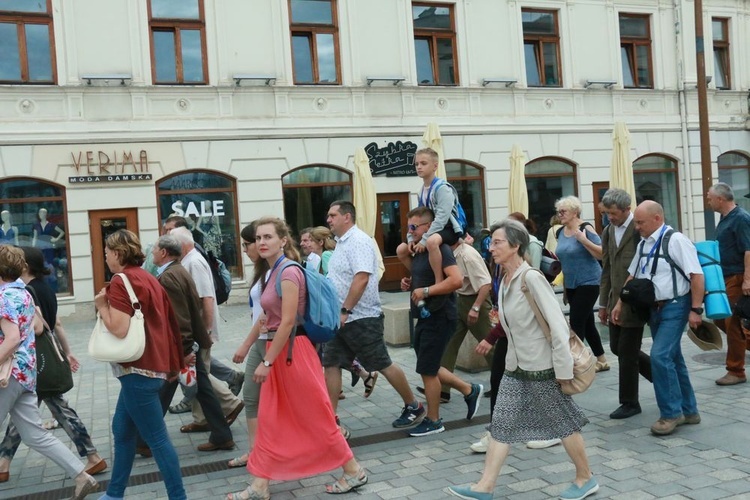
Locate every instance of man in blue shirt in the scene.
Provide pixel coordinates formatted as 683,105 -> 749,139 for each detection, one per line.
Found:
707,183 -> 750,386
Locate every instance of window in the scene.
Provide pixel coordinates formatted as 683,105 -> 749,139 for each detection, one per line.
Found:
148,0 -> 207,84
521,9 -> 561,87
0,0 -> 55,84
0,178 -> 70,294
446,160 -> 486,248
413,3 -> 458,86
282,165 -> 352,235
289,0 -> 340,84
156,170 -> 241,278
712,17 -> 730,89
633,154 -> 680,229
525,157 -> 577,241
619,13 -> 653,88
718,152 -> 750,211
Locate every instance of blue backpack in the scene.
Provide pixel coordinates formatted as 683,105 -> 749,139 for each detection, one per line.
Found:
275,260 -> 339,351
420,178 -> 469,235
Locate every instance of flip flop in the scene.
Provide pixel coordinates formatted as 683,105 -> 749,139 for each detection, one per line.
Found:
363,372 -> 378,398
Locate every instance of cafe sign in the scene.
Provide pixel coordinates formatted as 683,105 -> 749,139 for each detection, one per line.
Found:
365,141 -> 418,177
68,149 -> 152,183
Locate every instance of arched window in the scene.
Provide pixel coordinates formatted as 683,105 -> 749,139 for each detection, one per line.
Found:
282,165 -> 352,236
525,156 -> 578,241
718,151 -> 750,211
0,177 -> 71,294
445,159 -> 486,245
633,154 -> 680,229
156,170 -> 241,278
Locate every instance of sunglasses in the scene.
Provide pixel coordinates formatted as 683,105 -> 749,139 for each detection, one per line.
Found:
408,222 -> 430,231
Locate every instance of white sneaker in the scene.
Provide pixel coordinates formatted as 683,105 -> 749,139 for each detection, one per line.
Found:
469,432 -> 490,453
526,438 -> 561,449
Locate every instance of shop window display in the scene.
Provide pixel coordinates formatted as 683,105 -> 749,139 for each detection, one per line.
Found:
156,170 -> 241,279
282,164 -> 352,236
0,178 -> 70,294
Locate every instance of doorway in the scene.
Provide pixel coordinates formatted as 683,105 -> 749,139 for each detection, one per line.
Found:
89,208 -> 139,294
375,192 -> 410,291
592,182 -> 610,234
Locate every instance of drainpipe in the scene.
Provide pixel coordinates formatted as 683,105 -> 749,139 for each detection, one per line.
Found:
675,0 -> 696,238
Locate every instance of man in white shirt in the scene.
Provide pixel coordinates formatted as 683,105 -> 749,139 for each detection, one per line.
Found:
612,201 -> 704,436
324,201 -> 426,432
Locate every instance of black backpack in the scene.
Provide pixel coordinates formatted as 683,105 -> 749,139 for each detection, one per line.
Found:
195,246 -> 231,305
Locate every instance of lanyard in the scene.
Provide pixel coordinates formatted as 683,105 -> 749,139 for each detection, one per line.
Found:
270,254 -> 286,277
640,226 -> 667,275
419,177 -> 439,207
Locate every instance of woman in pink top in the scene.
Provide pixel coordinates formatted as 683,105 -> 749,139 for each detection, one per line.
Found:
227,217 -> 366,500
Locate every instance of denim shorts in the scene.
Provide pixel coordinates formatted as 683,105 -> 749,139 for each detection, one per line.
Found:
322,315 -> 392,372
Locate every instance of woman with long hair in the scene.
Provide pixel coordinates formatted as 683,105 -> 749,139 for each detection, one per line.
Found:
448,219 -> 596,500
299,226 -> 335,275
227,217 -> 366,500
0,247 -> 106,482
95,229 -> 186,500
0,245 -> 98,499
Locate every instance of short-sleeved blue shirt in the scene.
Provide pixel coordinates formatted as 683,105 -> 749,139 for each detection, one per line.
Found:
556,226 -> 602,288
716,205 -> 750,276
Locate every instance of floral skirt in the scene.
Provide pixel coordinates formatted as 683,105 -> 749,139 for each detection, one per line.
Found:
489,368 -> 589,443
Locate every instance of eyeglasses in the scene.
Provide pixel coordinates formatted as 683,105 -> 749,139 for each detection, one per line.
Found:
408,222 -> 430,231
557,209 -> 569,216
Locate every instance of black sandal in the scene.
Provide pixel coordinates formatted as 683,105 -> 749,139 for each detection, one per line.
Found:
363,372 -> 378,398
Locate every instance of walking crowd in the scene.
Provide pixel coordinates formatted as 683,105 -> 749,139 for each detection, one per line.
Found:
0,146 -> 748,500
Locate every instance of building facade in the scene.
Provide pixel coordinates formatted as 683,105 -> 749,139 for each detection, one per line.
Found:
0,0 -> 748,311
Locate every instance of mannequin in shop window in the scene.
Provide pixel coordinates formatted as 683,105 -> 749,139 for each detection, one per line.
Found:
32,208 -> 65,265
197,203 -> 222,257
0,211 -> 19,246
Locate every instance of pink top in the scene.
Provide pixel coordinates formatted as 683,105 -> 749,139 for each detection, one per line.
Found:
261,263 -> 306,331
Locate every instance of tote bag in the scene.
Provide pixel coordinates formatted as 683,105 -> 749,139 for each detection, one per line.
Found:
88,273 -> 146,363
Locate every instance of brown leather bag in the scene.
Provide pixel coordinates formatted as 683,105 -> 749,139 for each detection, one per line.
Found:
520,269 -> 596,395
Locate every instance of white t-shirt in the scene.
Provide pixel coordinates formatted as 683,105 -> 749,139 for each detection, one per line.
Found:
181,248 -> 220,339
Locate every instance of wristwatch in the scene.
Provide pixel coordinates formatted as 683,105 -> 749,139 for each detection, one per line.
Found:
423,287 -> 430,298
690,307 -> 704,315
340,307 -> 353,315
471,306 -> 481,313
262,359 -> 272,367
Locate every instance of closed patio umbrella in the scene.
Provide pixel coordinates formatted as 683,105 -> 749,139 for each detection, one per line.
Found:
508,144 -> 529,216
353,148 -> 385,280
422,122 -> 447,179
610,122 -> 637,204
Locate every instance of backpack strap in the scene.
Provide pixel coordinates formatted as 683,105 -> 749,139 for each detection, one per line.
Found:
556,222 -> 592,240
274,260 -> 306,365
660,230 -> 690,298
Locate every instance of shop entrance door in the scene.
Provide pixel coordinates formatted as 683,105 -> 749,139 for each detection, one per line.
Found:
90,209 -> 139,294
375,192 -> 410,291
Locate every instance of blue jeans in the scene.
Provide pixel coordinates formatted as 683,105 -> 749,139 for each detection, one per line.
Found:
649,294 -> 698,419
108,374 -> 186,500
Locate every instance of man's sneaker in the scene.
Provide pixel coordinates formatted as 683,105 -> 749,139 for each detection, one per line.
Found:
650,416 -> 685,436
392,403 -> 426,428
526,438 -> 562,449
409,417 -> 445,437
681,413 -> 701,425
228,371 -> 245,397
464,383 -> 483,420
469,432 -> 490,453
416,386 -> 450,403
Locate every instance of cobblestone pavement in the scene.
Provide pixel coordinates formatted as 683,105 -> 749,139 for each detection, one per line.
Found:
2,295 -> 750,499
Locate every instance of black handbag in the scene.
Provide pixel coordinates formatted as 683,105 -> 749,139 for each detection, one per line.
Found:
620,236 -> 662,321
35,315 -> 74,398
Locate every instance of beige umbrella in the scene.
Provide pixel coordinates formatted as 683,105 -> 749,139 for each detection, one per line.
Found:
353,148 -> 385,280
508,144 -> 529,217
422,122 -> 447,179
610,122 -> 637,204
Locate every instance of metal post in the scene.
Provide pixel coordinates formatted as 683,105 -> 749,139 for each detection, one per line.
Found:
694,0 -> 715,238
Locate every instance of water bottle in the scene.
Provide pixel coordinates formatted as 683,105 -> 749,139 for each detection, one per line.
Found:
179,342 -> 199,387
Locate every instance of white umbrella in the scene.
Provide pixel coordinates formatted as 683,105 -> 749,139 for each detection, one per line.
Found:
508,144 -> 529,216
353,148 -> 385,280
610,122 -> 637,204
422,122 -> 447,179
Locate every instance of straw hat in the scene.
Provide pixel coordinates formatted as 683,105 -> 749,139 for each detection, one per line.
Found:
687,320 -> 723,351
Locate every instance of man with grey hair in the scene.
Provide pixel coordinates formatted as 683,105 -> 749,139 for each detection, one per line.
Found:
169,227 -> 244,445
707,182 -> 750,386
599,188 -> 651,419
136,234 -> 234,452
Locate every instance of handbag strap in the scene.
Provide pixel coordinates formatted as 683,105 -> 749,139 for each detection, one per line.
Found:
520,268 -> 553,344
114,273 -> 141,310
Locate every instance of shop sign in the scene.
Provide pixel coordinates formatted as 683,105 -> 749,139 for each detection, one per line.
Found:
365,141 -> 417,177
68,149 -> 151,183
170,200 -> 225,218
